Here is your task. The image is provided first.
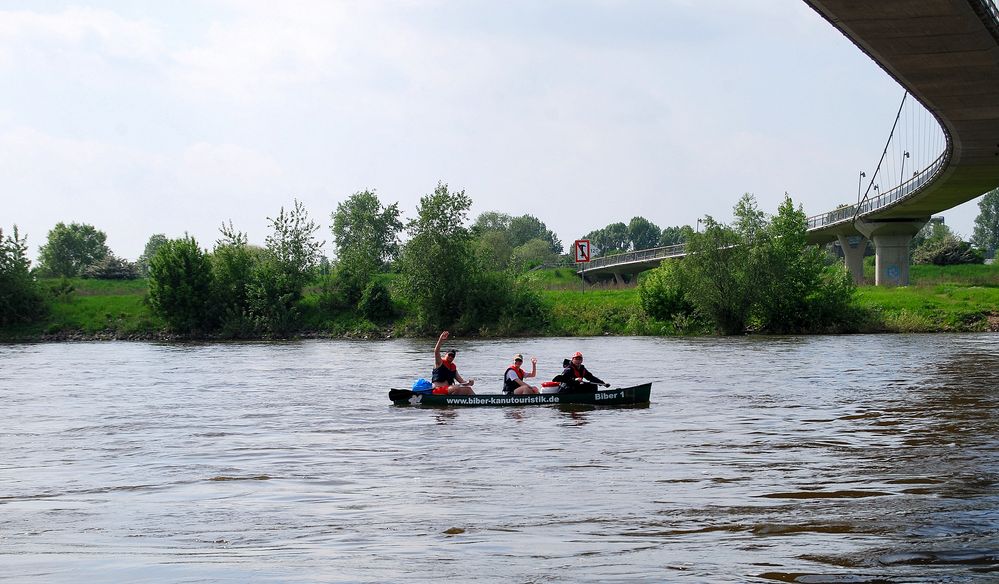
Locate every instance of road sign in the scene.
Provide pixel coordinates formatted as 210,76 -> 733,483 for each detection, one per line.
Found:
574,239 -> 591,263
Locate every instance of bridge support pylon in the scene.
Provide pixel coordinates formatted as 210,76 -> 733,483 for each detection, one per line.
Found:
856,219 -> 928,287
836,234 -> 868,285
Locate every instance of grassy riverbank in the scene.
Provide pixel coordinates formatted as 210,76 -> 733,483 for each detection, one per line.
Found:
2,264 -> 998,341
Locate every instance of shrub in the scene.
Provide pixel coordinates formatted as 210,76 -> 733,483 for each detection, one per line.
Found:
211,229 -> 258,335
357,280 -> 394,321
148,237 -> 215,333
638,260 -> 692,321
0,226 -> 46,326
81,255 -> 140,279
913,235 -> 984,265
247,259 -> 300,336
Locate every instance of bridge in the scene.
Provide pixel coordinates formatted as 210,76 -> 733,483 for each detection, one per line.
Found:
582,0 -> 999,286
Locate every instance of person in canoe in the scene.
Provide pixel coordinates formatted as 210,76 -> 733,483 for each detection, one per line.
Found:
432,330 -> 475,395
503,354 -> 539,395
556,351 -> 610,393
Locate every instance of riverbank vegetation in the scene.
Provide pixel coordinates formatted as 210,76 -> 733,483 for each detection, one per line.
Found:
3,185 -> 999,341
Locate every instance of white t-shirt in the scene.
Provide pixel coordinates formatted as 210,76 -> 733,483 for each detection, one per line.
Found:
505,369 -> 521,383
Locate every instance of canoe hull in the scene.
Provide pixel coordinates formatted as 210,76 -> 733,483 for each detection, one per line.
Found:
389,383 -> 652,407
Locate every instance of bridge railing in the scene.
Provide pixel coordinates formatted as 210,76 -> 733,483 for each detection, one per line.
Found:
582,244 -> 687,270
806,150 -> 948,230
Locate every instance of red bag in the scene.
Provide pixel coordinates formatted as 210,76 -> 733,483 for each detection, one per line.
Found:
432,386 -> 449,395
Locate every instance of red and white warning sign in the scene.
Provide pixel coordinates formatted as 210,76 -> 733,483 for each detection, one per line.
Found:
574,239 -> 591,263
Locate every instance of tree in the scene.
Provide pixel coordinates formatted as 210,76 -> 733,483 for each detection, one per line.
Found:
678,217 -> 754,335
508,215 -> 562,254
753,196 -> 853,333
474,229 -> 514,269
148,236 -> 215,333
137,234 -> 169,276
472,211 -> 513,234
676,195 -> 855,335
211,223 -> 258,337
732,193 -> 767,243
330,190 -> 402,304
972,188 -> 999,256
660,225 -> 693,247
628,216 -> 661,250
0,226 -> 46,326
331,190 -> 403,268
638,259 -> 693,321
250,200 -> 324,334
510,238 -> 556,270
37,222 -> 111,277
265,199 -> 324,293
584,222 -> 630,256
398,181 -> 479,329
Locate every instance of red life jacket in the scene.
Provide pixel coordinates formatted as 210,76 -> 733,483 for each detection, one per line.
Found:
503,364 -> 526,393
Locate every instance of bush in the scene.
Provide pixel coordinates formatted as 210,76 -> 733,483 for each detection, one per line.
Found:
913,235 -> 984,265
0,226 -> 46,326
148,237 -> 215,333
211,233 -> 258,335
81,255 -> 140,279
247,259 -> 300,336
638,260 -> 692,321
357,280 -> 394,321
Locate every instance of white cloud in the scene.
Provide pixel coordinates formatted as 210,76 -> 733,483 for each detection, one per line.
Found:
0,7 -> 164,65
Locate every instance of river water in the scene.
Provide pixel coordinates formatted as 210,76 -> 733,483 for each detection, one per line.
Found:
1,335 -> 997,583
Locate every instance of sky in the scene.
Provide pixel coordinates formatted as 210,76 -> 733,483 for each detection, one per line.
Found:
0,0 -> 987,262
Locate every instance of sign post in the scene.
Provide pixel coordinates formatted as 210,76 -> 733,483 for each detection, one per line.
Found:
574,239 -> 591,293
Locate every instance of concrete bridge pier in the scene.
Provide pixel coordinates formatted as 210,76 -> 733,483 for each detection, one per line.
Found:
835,234 -> 868,285
856,219 -> 928,286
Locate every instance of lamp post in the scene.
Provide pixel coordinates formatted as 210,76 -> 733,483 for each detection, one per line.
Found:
857,171 -> 866,204
900,151 -> 910,185
696,218 -> 703,233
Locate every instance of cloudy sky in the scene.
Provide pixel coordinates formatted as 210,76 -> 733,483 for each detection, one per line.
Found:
0,0 -> 985,262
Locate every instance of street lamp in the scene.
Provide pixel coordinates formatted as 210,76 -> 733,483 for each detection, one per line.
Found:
900,151 -> 910,185
857,171 -> 866,204
696,218 -> 703,233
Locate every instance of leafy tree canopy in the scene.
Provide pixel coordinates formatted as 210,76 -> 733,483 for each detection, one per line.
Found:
660,225 -> 693,247
37,222 -> 111,277
399,181 -> 478,328
972,188 -> 999,255
0,225 -> 46,326
265,199 -> 324,291
137,234 -> 169,276
331,189 -> 403,268
628,216 -> 661,250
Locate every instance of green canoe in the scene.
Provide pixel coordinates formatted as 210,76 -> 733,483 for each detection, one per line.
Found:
388,383 -> 652,407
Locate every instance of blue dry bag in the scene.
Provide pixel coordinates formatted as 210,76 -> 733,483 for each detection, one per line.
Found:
411,378 -> 433,394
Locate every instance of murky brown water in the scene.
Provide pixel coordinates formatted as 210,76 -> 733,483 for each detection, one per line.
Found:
1,335 -> 997,582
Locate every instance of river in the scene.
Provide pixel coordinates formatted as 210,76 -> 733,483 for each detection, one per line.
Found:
1,335 -> 997,582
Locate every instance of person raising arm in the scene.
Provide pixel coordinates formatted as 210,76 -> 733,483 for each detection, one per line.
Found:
503,354 -> 539,395
432,330 -> 475,395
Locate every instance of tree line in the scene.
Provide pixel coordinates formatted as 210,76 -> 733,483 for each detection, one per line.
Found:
3,184 -> 998,334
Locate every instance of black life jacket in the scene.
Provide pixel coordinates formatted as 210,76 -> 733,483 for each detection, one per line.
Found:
432,360 -> 457,384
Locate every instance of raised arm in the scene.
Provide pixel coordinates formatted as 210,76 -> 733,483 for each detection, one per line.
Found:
525,356 -> 537,379
434,330 -> 448,367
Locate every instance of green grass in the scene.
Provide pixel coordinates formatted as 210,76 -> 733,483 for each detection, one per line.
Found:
0,278 -> 163,339
854,264 -> 999,332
